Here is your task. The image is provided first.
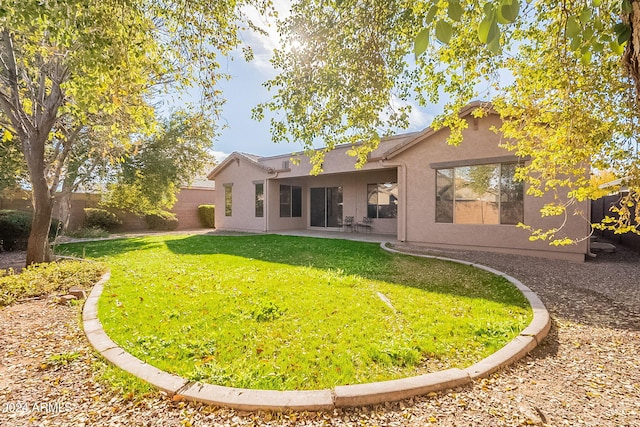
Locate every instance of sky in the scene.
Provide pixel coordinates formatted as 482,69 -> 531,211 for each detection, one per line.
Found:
183,1 -> 447,165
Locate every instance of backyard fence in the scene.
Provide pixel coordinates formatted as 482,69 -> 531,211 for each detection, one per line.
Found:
0,187 -> 215,232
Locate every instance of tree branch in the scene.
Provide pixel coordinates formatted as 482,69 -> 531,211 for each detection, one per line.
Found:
0,30 -> 35,138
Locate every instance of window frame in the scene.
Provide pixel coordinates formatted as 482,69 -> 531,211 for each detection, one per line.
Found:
366,182 -> 398,219
255,182 -> 264,218
224,184 -> 232,217
435,162 -> 523,225
279,184 -> 302,218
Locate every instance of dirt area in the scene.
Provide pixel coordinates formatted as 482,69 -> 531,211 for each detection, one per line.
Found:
1,241 -> 639,426
0,250 -> 26,274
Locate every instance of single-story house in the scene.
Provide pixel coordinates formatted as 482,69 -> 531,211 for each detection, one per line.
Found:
207,102 -> 590,261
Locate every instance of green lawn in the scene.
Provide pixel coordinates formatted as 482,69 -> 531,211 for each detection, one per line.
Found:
57,234 -> 531,390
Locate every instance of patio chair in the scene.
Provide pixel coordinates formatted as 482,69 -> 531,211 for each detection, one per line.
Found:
338,216 -> 354,232
357,217 -> 372,233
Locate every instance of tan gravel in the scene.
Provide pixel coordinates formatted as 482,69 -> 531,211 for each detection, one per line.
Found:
1,241 -> 639,426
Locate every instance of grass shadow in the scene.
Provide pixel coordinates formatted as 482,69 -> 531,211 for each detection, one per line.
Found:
57,233 -> 530,308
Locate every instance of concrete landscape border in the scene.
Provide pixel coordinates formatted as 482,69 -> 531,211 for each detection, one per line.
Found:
82,241 -> 551,411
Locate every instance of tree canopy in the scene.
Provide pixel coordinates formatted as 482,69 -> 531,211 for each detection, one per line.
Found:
0,0 -> 271,264
102,110 -> 216,216
258,0 -> 640,241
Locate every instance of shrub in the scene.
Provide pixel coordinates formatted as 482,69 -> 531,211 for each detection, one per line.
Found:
0,210 -> 31,251
0,260 -> 106,307
65,226 -> 110,239
145,211 -> 178,230
85,208 -> 121,231
197,204 -> 215,228
0,210 -> 61,251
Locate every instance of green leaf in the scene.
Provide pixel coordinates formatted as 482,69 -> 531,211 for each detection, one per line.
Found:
478,13 -> 497,43
447,0 -> 463,22
487,32 -> 502,55
570,35 -> 582,51
614,22 -> 631,45
566,16 -> 581,39
414,28 -> 430,58
592,41 -> 604,53
621,0 -> 633,14
583,26 -> 594,42
592,0 -> 601,5
425,5 -> 438,24
610,40 -> 625,55
499,0 -> 520,23
581,50 -> 592,66
435,20 -> 452,44
579,7 -> 591,23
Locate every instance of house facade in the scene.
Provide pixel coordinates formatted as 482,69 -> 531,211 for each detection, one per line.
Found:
208,104 -> 590,261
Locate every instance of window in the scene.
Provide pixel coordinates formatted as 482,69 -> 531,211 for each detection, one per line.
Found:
224,185 -> 232,216
255,183 -> 264,217
280,185 -> 302,217
435,163 -> 523,224
367,183 -> 398,219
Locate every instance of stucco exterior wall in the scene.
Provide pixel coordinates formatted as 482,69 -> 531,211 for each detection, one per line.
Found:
395,114 -> 589,261
263,170 -> 398,234
213,158 -> 268,232
265,178 -> 307,231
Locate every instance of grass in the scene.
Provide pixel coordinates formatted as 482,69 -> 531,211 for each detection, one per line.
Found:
57,234 -> 532,391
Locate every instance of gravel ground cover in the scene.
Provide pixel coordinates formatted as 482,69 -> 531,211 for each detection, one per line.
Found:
1,240 -> 639,426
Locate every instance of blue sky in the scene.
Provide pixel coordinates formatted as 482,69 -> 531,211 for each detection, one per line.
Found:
186,1 -> 447,164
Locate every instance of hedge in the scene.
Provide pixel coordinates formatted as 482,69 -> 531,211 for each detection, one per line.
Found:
197,204 -> 215,228
145,211 -> 178,230
0,210 -> 61,251
84,208 -> 122,231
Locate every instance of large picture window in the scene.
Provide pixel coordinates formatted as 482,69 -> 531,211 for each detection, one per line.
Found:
255,183 -> 264,218
367,183 -> 398,219
224,185 -> 232,217
436,163 -> 523,224
280,185 -> 302,217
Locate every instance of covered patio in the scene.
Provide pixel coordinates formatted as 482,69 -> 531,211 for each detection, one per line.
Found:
269,228 -> 397,244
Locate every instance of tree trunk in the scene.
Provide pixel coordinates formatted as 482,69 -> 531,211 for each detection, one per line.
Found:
58,175 -> 76,233
26,177 -> 54,265
57,190 -> 72,233
624,4 -> 640,99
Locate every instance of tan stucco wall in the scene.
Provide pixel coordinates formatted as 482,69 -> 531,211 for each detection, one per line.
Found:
294,169 -> 398,235
265,178 -> 307,231
212,158 -> 399,235
263,169 -> 398,234
395,114 -> 589,262
259,135 -> 411,178
213,158 -> 268,232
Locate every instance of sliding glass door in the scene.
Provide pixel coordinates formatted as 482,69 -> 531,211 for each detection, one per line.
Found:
310,187 -> 342,227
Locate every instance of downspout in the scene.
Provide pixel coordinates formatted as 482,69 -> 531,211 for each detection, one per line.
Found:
379,160 -> 407,242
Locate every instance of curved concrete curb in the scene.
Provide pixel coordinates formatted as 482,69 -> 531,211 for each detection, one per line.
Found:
82,242 -> 550,411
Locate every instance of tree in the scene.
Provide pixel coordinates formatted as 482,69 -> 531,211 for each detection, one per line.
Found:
0,1 -> 158,264
0,125 -> 25,190
257,0 -> 640,242
0,0 -> 270,264
102,110 -> 216,216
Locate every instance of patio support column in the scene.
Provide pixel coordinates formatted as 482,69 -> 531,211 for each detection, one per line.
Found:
380,161 -> 407,242
264,178 -> 269,232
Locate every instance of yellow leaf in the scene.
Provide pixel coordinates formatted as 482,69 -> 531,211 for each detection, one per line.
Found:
2,129 -> 12,141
